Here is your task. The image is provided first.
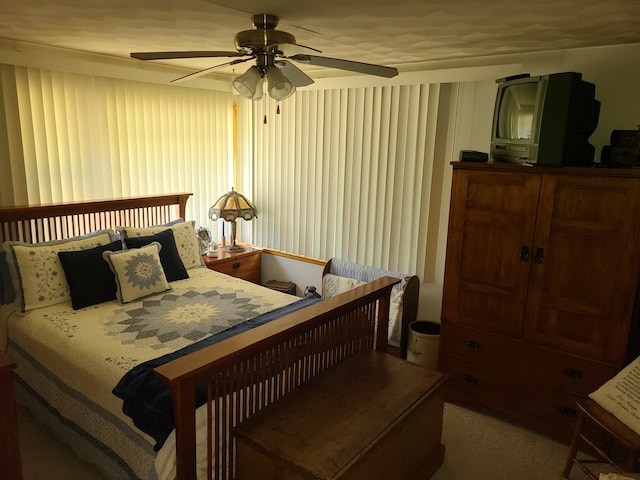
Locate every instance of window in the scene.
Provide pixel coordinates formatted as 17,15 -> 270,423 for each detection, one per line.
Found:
0,64 -> 234,226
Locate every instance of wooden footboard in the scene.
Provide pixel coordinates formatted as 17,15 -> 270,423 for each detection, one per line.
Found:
155,276 -> 399,480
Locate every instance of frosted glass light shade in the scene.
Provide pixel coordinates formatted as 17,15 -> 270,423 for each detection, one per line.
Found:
266,67 -> 295,101
232,67 -> 264,99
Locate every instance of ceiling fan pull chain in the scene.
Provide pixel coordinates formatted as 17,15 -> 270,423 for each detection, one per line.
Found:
277,104 -> 280,115
263,95 -> 267,124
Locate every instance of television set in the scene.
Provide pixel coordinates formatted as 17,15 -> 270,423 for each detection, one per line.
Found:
490,72 -> 601,166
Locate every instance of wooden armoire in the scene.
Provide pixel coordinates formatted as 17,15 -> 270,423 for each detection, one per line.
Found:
440,161 -> 640,441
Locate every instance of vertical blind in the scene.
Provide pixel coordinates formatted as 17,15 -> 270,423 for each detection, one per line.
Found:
0,62 -> 458,281
246,82 -> 455,279
0,64 -> 234,227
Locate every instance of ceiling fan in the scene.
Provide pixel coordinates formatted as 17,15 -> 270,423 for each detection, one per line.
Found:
130,13 -> 399,101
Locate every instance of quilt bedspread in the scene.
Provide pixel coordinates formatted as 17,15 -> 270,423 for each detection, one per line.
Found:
5,266 -> 298,478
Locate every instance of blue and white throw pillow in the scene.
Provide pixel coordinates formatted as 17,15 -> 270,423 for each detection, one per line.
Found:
103,242 -> 171,304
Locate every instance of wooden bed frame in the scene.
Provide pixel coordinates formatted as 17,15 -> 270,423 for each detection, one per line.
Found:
0,193 -> 399,480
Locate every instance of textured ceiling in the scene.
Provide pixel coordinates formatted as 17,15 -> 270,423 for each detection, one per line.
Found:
1,0 -> 640,80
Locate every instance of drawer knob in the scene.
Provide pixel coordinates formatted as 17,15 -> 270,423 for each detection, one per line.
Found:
462,374 -> 478,385
559,405 -> 577,418
465,340 -> 481,351
233,262 -> 241,269
563,367 -> 583,379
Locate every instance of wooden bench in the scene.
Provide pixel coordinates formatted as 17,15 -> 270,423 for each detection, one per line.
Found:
234,351 -> 447,480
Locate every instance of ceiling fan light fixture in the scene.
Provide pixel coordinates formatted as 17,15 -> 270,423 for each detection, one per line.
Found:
232,66 -> 264,99
266,67 -> 295,101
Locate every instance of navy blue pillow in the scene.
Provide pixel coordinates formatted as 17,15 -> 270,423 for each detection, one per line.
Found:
123,229 -> 188,282
58,240 -> 123,309
0,250 -> 16,305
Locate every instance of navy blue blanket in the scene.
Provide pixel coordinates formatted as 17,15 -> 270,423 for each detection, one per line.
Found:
112,296 -> 320,451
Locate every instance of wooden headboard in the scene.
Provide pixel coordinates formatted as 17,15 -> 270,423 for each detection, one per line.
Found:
0,193 -> 192,243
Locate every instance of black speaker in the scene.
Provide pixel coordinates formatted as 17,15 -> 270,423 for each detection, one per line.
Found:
459,150 -> 489,162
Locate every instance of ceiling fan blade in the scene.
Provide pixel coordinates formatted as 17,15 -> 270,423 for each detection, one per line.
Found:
131,51 -> 245,60
171,57 -> 254,83
277,60 -> 314,87
289,54 -> 398,78
285,42 -> 322,54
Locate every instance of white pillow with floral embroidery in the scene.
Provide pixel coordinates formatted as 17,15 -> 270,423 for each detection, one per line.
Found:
119,221 -> 202,270
103,242 -> 171,304
322,273 -> 404,346
3,230 -> 115,314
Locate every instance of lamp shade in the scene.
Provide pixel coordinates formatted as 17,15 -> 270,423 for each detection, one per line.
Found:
232,66 -> 264,100
266,67 -> 295,100
209,188 -> 257,252
208,188 -> 257,222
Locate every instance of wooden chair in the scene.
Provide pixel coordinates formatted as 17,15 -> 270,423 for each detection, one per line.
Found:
563,398 -> 640,479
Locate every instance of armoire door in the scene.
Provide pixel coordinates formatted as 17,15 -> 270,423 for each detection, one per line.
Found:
524,175 -> 640,364
442,169 -> 541,337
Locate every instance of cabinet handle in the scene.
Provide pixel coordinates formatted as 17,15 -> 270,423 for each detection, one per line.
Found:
559,406 -> 577,418
563,367 -> 583,379
462,374 -> 478,385
534,247 -> 544,263
233,262 -> 241,269
464,340 -> 481,351
519,245 -> 530,262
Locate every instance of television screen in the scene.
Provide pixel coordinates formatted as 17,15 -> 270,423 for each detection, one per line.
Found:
490,72 -> 600,166
496,83 -> 539,140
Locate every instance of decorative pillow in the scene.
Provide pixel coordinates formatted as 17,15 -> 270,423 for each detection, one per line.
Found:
589,355 -> 640,436
119,221 -> 201,270
123,229 -> 188,282
58,240 -> 123,309
0,249 -> 16,305
322,273 -> 404,345
3,230 -> 115,313
103,242 -> 171,304
322,273 -> 366,299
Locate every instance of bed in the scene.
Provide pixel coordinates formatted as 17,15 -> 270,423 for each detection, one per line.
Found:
0,193 -> 398,480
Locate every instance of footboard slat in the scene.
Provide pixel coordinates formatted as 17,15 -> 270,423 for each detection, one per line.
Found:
155,276 -> 398,480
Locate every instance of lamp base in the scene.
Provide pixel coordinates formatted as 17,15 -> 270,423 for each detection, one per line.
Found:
224,244 -> 245,252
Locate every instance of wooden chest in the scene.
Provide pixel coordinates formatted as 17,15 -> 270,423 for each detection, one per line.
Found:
234,351 -> 447,480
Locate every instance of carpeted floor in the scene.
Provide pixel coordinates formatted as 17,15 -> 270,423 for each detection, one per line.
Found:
18,402 -> 608,479
433,403 -> 601,480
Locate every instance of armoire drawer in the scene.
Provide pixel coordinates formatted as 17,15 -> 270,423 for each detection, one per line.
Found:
441,355 -> 583,442
441,322 -> 617,397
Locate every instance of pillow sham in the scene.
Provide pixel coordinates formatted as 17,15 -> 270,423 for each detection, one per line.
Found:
3,230 -> 115,313
322,273 -> 404,345
119,221 -> 201,270
103,242 -> 171,304
123,229 -> 188,282
58,240 -> 123,309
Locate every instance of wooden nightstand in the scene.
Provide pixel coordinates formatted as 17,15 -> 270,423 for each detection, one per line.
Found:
0,352 -> 22,480
202,244 -> 262,284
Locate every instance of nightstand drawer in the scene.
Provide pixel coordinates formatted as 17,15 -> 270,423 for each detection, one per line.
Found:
211,255 -> 261,282
202,245 -> 262,284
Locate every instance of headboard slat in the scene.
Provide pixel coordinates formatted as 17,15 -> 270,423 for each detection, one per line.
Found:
0,193 -> 192,243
